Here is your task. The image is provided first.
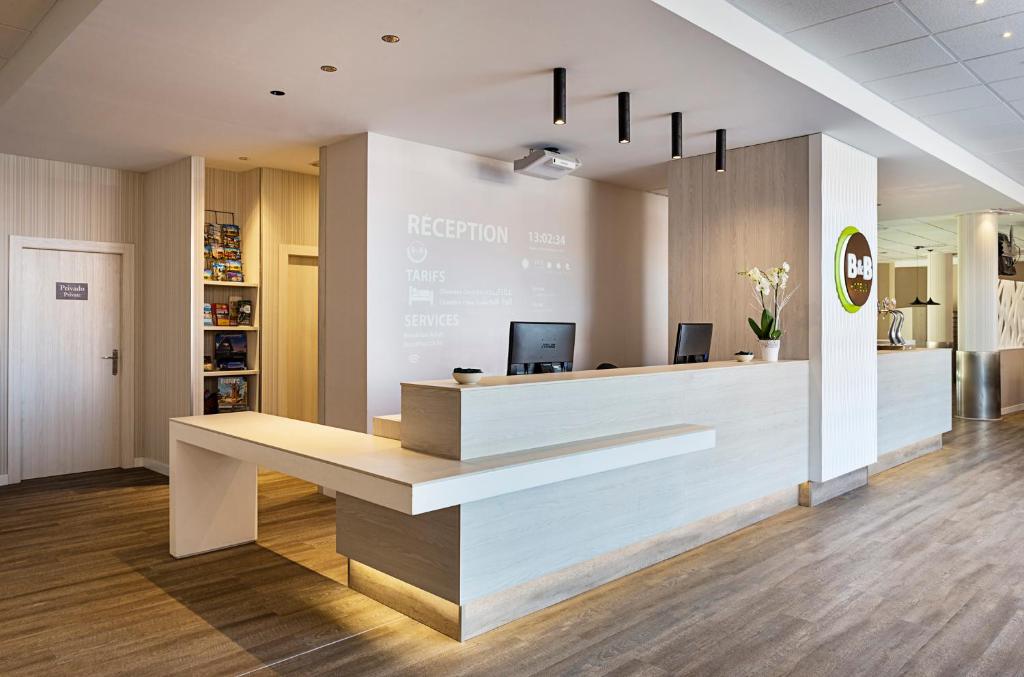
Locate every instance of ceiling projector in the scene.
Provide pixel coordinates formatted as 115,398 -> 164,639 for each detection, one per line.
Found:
513,148 -> 581,180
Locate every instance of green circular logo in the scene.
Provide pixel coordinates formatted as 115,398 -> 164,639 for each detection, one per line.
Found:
834,226 -> 873,314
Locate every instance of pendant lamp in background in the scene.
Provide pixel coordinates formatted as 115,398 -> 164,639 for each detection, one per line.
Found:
910,246 -> 926,306
925,248 -> 941,305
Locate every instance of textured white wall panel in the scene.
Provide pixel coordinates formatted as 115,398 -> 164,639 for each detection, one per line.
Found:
959,213 -> 999,352
998,279 -> 1024,349
808,135 -> 879,482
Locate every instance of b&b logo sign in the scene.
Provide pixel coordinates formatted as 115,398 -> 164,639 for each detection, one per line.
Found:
834,226 -> 873,313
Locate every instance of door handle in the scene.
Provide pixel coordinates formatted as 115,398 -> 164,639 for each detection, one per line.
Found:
101,349 -> 119,376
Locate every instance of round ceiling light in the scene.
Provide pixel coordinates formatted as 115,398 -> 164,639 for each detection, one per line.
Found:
270,90 -> 285,96
320,65 -> 338,72
1004,31 -> 1014,38
381,34 -> 400,43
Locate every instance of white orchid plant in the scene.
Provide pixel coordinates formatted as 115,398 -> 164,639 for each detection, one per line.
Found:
737,262 -> 797,342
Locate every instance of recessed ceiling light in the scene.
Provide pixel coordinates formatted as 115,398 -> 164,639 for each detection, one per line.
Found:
320,65 -> 338,72
976,0 -> 986,5
270,90 -> 285,96
381,34 -> 400,43
238,156 -> 249,161
1004,31 -> 1013,38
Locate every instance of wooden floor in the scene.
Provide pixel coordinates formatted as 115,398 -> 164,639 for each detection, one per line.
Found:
2,417 -> 1024,676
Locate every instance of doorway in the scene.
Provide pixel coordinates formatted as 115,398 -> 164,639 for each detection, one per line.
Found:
8,237 -> 135,482
278,245 -> 318,422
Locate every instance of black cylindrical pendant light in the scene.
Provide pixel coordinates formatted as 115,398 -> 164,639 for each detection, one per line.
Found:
618,92 -> 630,144
553,67 -> 566,125
671,112 -> 683,160
715,129 -> 727,172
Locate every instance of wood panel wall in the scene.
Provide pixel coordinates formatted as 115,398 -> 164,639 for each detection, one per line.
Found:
259,169 -> 318,416
0,153 -> 142,478
139,157 -> 203,465
668,137 -> 810,361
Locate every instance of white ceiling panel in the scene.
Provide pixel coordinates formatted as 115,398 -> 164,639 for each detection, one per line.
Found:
727,0 -> 1024,196
836,37 -> 954,82
964,46 -> 1024,82
946,121 -> 1024,155
866,63 -> 979,100
0,0 -> 55,31
903,0 -> 1024,34
935,13 -> 1024,61
786,4 -> 926,60
924,102 -> 1021,129
725,0 -> 887,34
991,76 -> 1024,100
986,147 -> 1024,167
897,85 -> 1001,117
0,24 -> 29,60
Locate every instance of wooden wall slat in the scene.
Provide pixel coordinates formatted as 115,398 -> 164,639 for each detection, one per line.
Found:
668,137 -> 810,361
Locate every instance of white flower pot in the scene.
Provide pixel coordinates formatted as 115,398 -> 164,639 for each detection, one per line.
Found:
758,339 -> 781,362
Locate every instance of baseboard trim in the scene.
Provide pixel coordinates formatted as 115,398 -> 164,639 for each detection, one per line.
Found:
134,457 -> 169,476
799,467 -> 868,507
1002,403 -> 1024,416
0,474 -> 8,486
869,435 -> 943,477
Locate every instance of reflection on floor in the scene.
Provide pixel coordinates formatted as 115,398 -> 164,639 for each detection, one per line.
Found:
1,416 -> 1022,675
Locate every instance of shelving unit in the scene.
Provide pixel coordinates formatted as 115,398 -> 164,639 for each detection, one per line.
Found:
200,201 -> 262,414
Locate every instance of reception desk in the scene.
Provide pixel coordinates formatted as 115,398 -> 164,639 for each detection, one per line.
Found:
170,359 -> 809,640
873,348 -> 953,475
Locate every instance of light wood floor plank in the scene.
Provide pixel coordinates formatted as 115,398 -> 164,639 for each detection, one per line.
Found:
1,417 -> 1023,675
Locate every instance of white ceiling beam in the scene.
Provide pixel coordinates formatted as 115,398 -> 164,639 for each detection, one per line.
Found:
651,0 -> 1024,207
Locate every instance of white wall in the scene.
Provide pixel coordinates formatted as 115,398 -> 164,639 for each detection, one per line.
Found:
808,134 -> 879,482
321,133 -> 668,431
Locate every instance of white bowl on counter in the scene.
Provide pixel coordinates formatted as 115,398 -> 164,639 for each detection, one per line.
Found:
453,370 -> 483,385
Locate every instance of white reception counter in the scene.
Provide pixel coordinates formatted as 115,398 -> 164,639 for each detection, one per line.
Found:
170,359 -> 809,640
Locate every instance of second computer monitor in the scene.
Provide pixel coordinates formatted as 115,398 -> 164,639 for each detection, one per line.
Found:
507,321 -> 576,375
674,322 -> 712,364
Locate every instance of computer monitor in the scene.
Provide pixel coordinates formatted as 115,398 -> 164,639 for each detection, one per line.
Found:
673,323 -> 712,364
507,321 -> 576,375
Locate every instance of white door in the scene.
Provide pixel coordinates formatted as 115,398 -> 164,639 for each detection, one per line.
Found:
15,248 -> 122,479
279,251 -> 318,422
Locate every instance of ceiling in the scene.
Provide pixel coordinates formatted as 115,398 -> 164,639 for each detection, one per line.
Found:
0,0 -> 55,71
877,211 -> 1024,263
877,215 -> 959,262
0,0 -> 1020,220
728,0 -> 1024,196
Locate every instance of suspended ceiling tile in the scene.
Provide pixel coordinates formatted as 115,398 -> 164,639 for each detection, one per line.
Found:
837,37 -> 955,82
726,0 -> 888,34
866,63 -> 980,100
786,4 -> 927,61
903,0 -> 1024,33
0,24 -> 29,60
923,102 -> 1021,128
935,13 -> 1024,61
965,46 -> 1024,81
897,85 -> 1001,117
0,0 -> 55,31
990,75 -> 1024,100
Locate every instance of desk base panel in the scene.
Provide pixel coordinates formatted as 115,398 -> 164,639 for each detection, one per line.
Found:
340,485 -> 798,641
